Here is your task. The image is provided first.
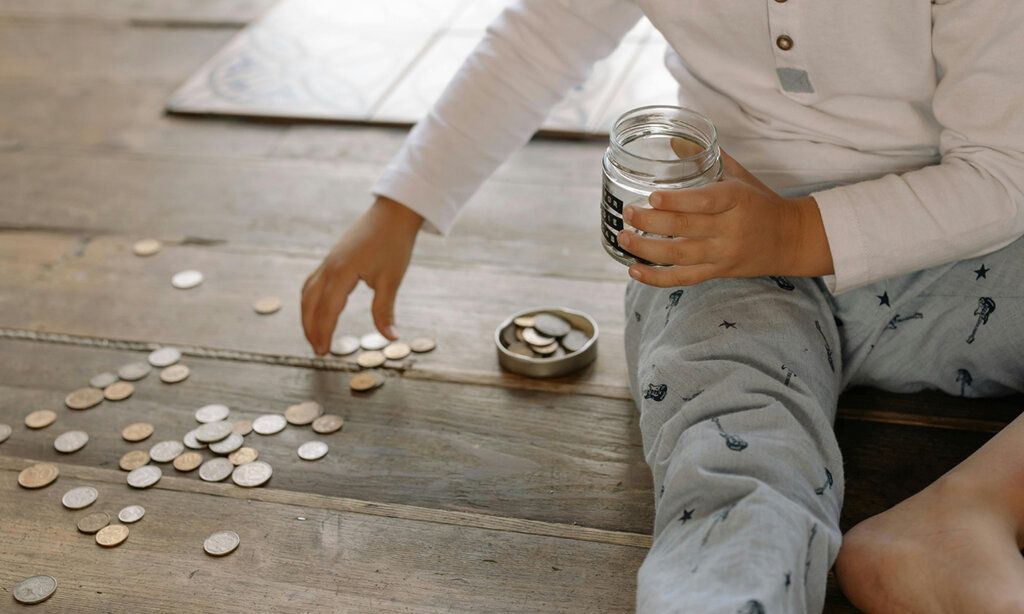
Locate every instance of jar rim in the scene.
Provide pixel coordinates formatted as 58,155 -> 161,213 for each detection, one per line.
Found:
609,105 -> 719,168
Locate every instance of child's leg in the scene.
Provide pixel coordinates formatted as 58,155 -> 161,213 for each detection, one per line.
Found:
625,275 -> 845,613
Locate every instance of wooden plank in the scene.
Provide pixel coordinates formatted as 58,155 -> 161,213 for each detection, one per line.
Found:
0,0 -> 275,25
0,461 -> 644,612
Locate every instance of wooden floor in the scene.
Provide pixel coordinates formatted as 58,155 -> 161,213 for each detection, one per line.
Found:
0,2 -> 1021,612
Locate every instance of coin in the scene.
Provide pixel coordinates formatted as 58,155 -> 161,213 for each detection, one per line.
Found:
522,328 -> 554,347
195,403 -> 230,424
12,575 -> 57,604
285,401 -> 322,426
149,440 -> 184,463
54,430 -> 89,453
132,238 -> 162,257
159,364 -> 190,384
252,414 -> 287,435
204,530 -> 240,556
349,371 -> 383,392
25,409 -> 57,429
311,414 -> 344,434
531,341 -> 559,356
500,325 -> 518,347
147,347 -> 181,368
65,387 -> 103,410
382,342 -> 411,360
359,332 -> 388,351
89,372 -> 119,389
96,524 -> 129,547
253,296 -> 281,315
119,450 -> 150,471
183,428 -> 205,449
356,350 -> 385,368
103,381 -> 134,401
195,420 -> 233,443
126,465 -> 162,489
198,457 -> 233,482
18,463 -> 59,489
534,313 -> 572,338
561,329 -> 590,353
118,505 -> 146,524
171,269 -> 203,289
297,441 -> 328,461
228,447 -> 258,465
77,512 -> 110,534
232,419 -> 252,436
209,432 -> 244,454
173,451 -> 203,472
330,335 -> 360,356
121,422 -> 154,442
410,337 -> 436,353
513,315 -> 536,328
231,461 -> 272,487
61,486 -> 98,510
118,362 -> 151,381
0,423 -> 10,444
507,342 -> 534,357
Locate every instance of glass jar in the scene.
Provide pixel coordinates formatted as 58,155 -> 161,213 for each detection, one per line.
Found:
601,105 -> 723,266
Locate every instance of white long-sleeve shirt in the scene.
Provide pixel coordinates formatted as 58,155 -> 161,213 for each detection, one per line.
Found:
372,0 -> 1024,294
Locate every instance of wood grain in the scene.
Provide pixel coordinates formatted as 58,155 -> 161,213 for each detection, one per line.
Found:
0,0 -> 275,25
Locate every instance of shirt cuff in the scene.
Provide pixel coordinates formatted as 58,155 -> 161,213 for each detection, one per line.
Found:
809,186 -> 873,295
371,166 -> 461,236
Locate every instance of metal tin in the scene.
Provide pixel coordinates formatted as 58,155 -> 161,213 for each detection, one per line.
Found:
495,307 -> 599,378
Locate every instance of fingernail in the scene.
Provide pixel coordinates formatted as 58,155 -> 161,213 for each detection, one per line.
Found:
385,325 -> 397,339
628,267 -> 641,280
623,206 -> 635,223
619,231 -> 631,247
649,192 -> 662,208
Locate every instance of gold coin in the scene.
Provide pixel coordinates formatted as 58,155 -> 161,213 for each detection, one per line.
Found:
253,296 -> 281,315
159,364 -> 190,384
121,422 -> 154,442
119,450 -> 150,472
132,238 -> 162,257
95,524 -> 129,547
409,337 -> 436,353
65,387 -> 103,410
18,463 -> 59,489
173,451 -> 203,472
356,351 -> 386,368
311,414 -> 344,434
24,409 -> 57,429
531,341 -> 559,356
228,447 -> 258,465
103,381 -> 134,402
284,401 -> 323,426
513,315 -> 536,328
349,371 -> 383,392
232,420 -> 252,436
382,342 -> 411,360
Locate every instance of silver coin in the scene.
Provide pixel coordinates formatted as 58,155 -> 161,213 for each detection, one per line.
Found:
195,403 -> 230,423
198,457 -> 234,482
0,423 -> 10,444
149,440 -> 184,463
147,347 -> 181,368
359,331 -> 388,351
330,335 -> 360,356
54,430 -> 89,453
560,329 -> 590,353
382,342 -> 411,360
521,328 -> 554,347
13,575 -> 57,605
231,460 -> 272,487
251,414 -> 287,435
171,269 -> 203,289
182,428 -> 206,449
89,372 -> 119,389
534,313 -> 572,338
356,350 -> 386,368
195,420 -> 233,443
203,530 -> 239,556
117,361 -> 152,381
209,432 -> 244,454
126,465 -> 162,489
297,441 -> 328,461
61,486 -> 98,510
118,505 -> 146,524
500,325 -> 518,347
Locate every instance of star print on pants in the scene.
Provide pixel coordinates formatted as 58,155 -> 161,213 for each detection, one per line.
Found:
877,291 -> 890,307
974,264 -> 990,279
679,509 -> 694,523
719,320 -> 737,329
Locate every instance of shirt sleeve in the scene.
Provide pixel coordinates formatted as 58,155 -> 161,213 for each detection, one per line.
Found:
371,0 -> 643,235
812,0 -> 1024,295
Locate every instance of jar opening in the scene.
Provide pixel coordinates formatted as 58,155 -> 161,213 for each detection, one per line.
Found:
608,105 -> 720,184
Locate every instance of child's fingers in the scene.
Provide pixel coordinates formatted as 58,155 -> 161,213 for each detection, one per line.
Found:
624,206 -> 716,238
627,263 -> 719,288
300,269 -> 325,352
370,277 -> 400,340
310,273 -> 358,355
650,181 -> 738,214
617,232 -> 714,267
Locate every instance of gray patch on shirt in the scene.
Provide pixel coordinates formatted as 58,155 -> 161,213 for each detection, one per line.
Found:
777,68 -> 814,93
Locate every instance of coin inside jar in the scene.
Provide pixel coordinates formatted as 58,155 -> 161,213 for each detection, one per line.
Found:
382,342 -> 411,360
203,530 -> 240,556
356,350 -> 386,368
117,361 -> 152,382
533,313 -> 572,338
251,414 -> 287,435
149,440 -> 184,463
409,337 -> 436,353
198,457 -> 234,482
65,387 -> 104,410
159,364 -> 190,384
228,446 -> 258,465
61,486 -> 98,510
253,296 -> 281,315
96,524 -> 129,547
284,401 -> 322,425
121,422 -> 154,442
349,371 -> 383,392
24,409 -> 57,429
76,512 -> 110,534
12,575 -> 57,605
132,238 -> 162,256
147,347 -> 181,368
103,381 -> 134,401
126,465 -> 162,489
560,329 -> 590,353
330,335 -> 360,356
173,451 -> 203,472
521,328 -> 554,347
513,315 -> 536,328
54,430 -> 89,454
195,403 -> 230,424
311,414 -> 344,434
18,463 -> 59,489
119,450 -> 150,471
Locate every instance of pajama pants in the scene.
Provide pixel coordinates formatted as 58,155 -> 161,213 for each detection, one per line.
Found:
624,234 -> 1024,613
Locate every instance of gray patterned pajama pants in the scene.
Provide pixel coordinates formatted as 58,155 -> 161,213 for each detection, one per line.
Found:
624,235 -> 1024,613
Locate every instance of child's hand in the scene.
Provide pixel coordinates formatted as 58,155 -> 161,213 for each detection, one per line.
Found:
617,150 -> 834,287
301,197 -> 423,355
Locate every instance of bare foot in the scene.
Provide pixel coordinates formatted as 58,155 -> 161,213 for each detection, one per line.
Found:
836,474 -> 1024,613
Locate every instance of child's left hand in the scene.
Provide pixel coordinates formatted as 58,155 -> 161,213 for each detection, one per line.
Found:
618,150 -> 834,287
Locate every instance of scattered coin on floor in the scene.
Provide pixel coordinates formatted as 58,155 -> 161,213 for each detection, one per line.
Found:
149,440 -> 184,463
533,313 -> 572,338
349,371 -> 383,392
171,269 -> 203,289
18,463 -> 59,489
285,400 -> 323,426
208,432 -> 244,454
89,372 -> 119,389
409,337 -> 437,353
118,362 -> 152,382
0,423 -> 10,444
96,524 -> 129,547
182,428 -> 205,449
330,335 -> 360,356
203,530 -> 239,556
231,461 -> 272,488
228,446 -> 258,465
119,450 -> 150,472
54,430 -> 89,454
195,403 -> 230,424
232,419 -> 252,436
359,332 -> 388,351
132,238 -> 162,257
24,409 -> 57,430
195,420 -> 233,443
253,296 -> 281,315
198,457 -> 234,482
513,315 -> 536,328
159,363 -> 190,384
12,575 -> 57,605
311,414 -> 344,435
356,350 -> 386,368
62,486 -> 98,510
126,465 -> 162,489
65,387 -> 103,410
118,505 -> 145,524
121,422 -> 154,442
297,441 -> 328,461
251,414 -> 287,435
103,381 -> 134,402
560,329 -> 590,353
147,347 -> 181,368
77,512 -> 110,534
173,451 -> 203,472
382,342 -> 411,360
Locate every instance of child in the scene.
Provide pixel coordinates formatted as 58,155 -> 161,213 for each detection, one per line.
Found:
301,2 -> 1024,612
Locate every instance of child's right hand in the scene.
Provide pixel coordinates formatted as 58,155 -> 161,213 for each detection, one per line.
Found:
301,196 -> 423,355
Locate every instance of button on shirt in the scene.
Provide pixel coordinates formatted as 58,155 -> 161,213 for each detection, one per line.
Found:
372,0 -> 1024,294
